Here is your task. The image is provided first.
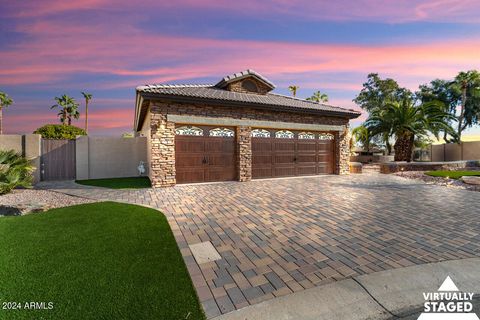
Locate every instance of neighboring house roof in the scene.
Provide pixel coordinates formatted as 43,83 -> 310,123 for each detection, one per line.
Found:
134,70 -> 361,131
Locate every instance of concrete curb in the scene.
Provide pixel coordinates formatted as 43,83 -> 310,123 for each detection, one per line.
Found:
213,258 -> 480,320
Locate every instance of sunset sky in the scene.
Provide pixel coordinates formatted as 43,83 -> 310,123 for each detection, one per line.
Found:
1,0 -> 479,137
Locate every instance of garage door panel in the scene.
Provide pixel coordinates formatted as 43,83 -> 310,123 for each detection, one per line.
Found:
297,154 -> 316,163
175,125 -> 236,184
297,165 -> 317,175
176,154 -> 204,167
208,154 -> 236,166
274,141 -> 295,151
318,164 -> 332,174
176,138 -> 205,153
274,166 -> 296,177
176,169 -> 206,183
297,141 -> 316,151
252,139 -> 272,152
205,138 -> 235,153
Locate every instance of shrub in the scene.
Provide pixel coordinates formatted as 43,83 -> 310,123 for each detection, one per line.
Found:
0,150 -> 35,195
34,124 -> 86,140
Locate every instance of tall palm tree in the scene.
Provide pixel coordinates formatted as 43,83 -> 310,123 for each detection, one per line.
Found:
306,90 -> 329,103
81,92 -> 92,134
0,92 -> 13,135
450,70 -> 480,141
51,95 -> 80,125
365,99 -> 454,161
288,85 -> 299,97
352,125 -> 371,152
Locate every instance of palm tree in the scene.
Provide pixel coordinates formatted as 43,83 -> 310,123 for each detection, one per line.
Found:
81,92 -> 92,134
365,99 -> 454,162
0,92 -> 13,134
51,95 -> 80,125
352,125 -> 371,152
288,85 -> 299,97
450,70 -> 480,141
306,90 -> 329,103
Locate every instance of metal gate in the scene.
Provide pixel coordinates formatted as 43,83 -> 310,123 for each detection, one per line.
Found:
41,139 -> 76,181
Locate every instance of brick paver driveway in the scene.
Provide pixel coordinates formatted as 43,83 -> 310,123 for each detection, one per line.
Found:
41,174 -> 480,318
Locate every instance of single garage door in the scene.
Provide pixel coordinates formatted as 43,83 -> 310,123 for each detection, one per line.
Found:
175,125 -> 237,184
252,129 -> 335,179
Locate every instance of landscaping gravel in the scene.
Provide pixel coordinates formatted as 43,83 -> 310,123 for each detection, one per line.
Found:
0,189 -> 95,216
394,171 -> 480,192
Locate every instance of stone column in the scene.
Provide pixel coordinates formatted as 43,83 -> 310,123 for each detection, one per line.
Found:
237,126 -> 252,182
337,125 -> 351,175
150,111 -> 176,187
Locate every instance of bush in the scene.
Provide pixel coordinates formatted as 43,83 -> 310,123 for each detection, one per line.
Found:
0,150 -> 35,195
34,124 -> 86,139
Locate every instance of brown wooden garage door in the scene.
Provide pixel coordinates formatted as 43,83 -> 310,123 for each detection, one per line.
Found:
175,125 -> 237,184
252,129 -> 335,179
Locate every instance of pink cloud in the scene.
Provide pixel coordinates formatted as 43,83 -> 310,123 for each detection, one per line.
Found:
4,0 -> 480,23
1,19 -> 478,93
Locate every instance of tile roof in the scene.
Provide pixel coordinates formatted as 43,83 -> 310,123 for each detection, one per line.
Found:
136,84 -> 360,117
215,69 -> 276,90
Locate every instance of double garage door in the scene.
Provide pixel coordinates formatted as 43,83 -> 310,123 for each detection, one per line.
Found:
175,125 -> 335,184
251,129 -> 335,179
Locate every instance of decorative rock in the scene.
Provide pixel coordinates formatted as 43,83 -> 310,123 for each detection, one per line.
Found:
462,176 -> 480,185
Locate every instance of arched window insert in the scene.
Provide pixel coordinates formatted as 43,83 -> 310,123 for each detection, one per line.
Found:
275,130 -> 294,139
318,133 -> 335,140
209,127 -> 235,137
298,132 -> 315,140
251,129 -> 271,138
242,79 -> 258,92
175,126 -> 203,136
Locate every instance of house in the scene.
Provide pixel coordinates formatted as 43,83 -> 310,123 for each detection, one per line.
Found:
134,70 -> 361,187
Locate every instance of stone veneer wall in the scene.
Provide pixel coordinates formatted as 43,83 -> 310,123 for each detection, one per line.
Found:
150,111 -> 176,187
237,126 -> 252,181
149,101 -> 351,187
337,125 -> 351,175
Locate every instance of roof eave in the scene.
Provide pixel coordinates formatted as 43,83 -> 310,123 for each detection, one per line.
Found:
138,92 -> 361,120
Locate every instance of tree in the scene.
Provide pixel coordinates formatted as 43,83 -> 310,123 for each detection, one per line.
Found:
51,95 -> 80,125
306,90 -> 329,103
351,125 -> 371,151
417,79 -> 460,142
0,92 -> 13,134
288,85 -> 299,97
365,99 -> 455,162
353,73 -> 411,112
417,70 -> 480,142
452,70 -> 480,141
81,92 -> 92,134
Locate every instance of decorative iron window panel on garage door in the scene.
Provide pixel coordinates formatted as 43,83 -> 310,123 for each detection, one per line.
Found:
319,133 -> 335,140
209,127 -> 235,137
275,130 -> 294,139
298,132 -> 315,139
251,129 -> 271,138
175,126 -> 203,136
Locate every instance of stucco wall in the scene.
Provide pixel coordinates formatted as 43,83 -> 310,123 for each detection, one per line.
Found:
430,142 -> 480,162
0,134 -> 42,183
76,136 -> 148,180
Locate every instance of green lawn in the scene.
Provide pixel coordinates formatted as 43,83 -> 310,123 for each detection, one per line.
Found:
75,177 -> 151,189
425,170 -> 480,180
0,202 -> 205,320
